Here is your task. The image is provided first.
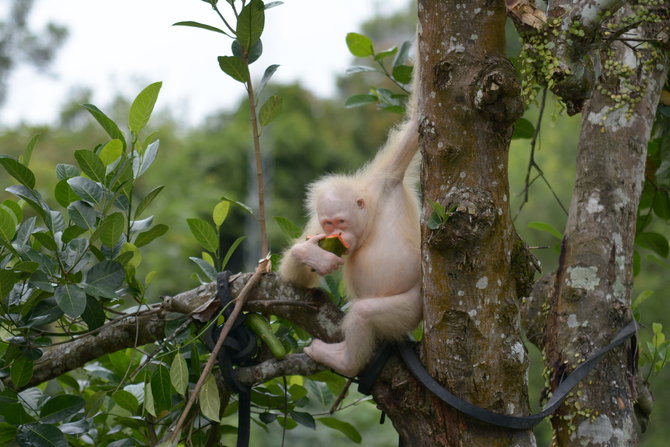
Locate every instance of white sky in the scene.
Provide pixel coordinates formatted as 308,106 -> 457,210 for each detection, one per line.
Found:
1,0 -> 408,127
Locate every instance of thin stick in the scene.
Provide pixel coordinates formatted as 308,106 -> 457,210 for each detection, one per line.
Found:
169,257 -> 269,443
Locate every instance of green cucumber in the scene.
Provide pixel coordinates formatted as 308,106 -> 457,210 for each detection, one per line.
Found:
244,313 -> 287,360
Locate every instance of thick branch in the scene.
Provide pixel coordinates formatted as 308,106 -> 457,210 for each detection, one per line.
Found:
12,273 -> 343,390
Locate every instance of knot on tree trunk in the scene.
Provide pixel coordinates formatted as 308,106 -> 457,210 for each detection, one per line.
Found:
427,186 -> 496,249
552,55 -> 595,115
474,57 -> 524,128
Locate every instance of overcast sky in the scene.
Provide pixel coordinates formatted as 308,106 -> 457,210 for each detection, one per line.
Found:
1,0 -> 408,127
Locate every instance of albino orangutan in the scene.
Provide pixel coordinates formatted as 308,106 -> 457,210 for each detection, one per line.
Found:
279,91 -> 422,376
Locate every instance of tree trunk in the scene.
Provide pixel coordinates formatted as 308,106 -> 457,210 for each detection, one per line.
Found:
541,10 -> 669,447
369,1 -> 537,445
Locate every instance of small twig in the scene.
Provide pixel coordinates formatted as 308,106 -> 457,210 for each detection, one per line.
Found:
329,379 -> 353,414
169,257 -> 270,443
246,300 -> 319,311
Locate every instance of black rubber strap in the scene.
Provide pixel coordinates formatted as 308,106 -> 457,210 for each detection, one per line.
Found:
358,343 -> 394,395
398,320 -> 638,429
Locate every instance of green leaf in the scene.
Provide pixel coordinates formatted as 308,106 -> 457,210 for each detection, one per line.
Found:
636,232 -> 669,258
67,176 -> 104,205
10,356 -> 33,388
653,192 -> 670,219
345,32 -> 374,58
318,417 -> 362,443
0,156 -> 36,189
82,104 -> 126,149
144,382 -> 156,417
512,118 -> 535,139
187,218 -> 219,252
345,94 -> 378,108
291,411 -> 316,430
221,195 -> 254,215
32,232 -> 57,252
0,269 -> 18,299
345,65 -> 378,75
16,423 -> 67,447
135,186 -> 164,219
67,201 -> 97,231
3,199 -> 22,221
129,82 -> 162,135
151,365 -> 172,412
259,95 -> 283,126
213,200 -> 231,228
56,163 -> 80,181
81,296 -> 106,330
96,212 -> 126,247
392,65 -> 412,84
0,205 -> 17,242
392,40 -> 412,68
99,139 -> 124,166
190,256 -> 217,281
632,290 -> 654,311
199,374 -> 220,422
274,216 -> 301,239
374,46 -> 397,61
232,39 -> 263,64
0,423 -> 17,445
134,140 -> 159,178
528,221 -> 563,240
237,0 -> 265,51
112,389 -> 139,413
218,56 -> 250,83
258,64 -> 280,93
74,150 -> 106,183
86,261 -> 125,296
222,236 -> 246,270
170,353 -> 189,396
135,224 -> 168,248
40,395 -> 85,424
55,180 -> 79,207
21,134 -> 41,166
5,185 -> 48,224
172,20 -> 228,35
55,284 -> 87,318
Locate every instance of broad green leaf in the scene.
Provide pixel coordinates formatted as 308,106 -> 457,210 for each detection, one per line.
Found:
112,389 -> 139,413
134,140 -> 159,178
190,256 -> 217,281
528,221 -> 563,240
21,134 -> 40,166
144,382 -> 156,416
99,139 -> 124,165
291,411 -> 316,430
653,192 -> 670,219
40,395 -> 85,424
345,94 -> 378,108
129,82 -> 162,135
151,365 -> 172,412
32,232 -> 57,252
318,417 -> 362,443
0,205 -> 17,242
134,224 -> 168,248
632,290 -> 654,311
0,269 -> 18,299
62,226 -> 86,244
259,95 -> 283,126
16,423 -> 67,447
96,212 -> 125,247
55,163 -> 80,181
135,186 -> 164,219
636,232 -> 669,258
67,201 -> 97,231
512,118 -> 535,140
187,218 -> 218,252
82,104 -> 126,149
232,39 -> 263,64
274,216 -> 301,239
374,46 -> 397,61
199,374 -> 220,422
221,195 -> 254,215
345,65 -> 378,75
172,20 -> 228,35
236,0 -> 265,51
218,56 -> 250,83
120,243 -> 142,269
345,32 -> 374,58
5,185 -> 48,224
265,1 -> 283,8
3,199 -> 22,221
258,64 -> 280,93
81,296 -> 106,330
0,422 -> 17,445
86,261 -> 125,296
213,200 -> 231,228
222,236 -> 246,270
74,150 -> 106,183
392,65 -> 412,84
10,356 -> 33,388
0,156 -> 36,189
392,40 -> 412,68
67,176 -> 104,205
170,353 -> 189,396
55,284 -> 87,318
55,180 -> 79,207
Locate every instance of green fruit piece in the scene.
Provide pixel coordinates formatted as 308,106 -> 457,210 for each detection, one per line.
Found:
318,234 -> 349,257
245,313 -> 287,360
